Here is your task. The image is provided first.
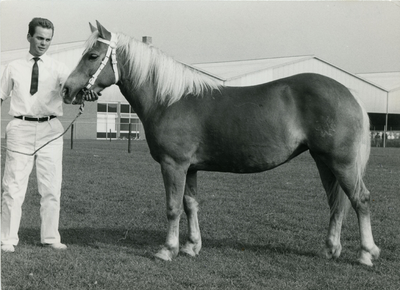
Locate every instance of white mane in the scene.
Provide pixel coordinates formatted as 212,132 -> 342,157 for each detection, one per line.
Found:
84,32 -> 221,106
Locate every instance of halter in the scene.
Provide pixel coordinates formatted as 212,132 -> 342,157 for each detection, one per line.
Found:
86,33 -> 119,89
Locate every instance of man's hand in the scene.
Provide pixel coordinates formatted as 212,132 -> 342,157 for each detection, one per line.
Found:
83,90 -> 101,102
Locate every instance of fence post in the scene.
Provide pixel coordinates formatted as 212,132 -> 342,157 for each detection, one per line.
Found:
128,122 -> 132,153
70,123 -> 74,149
383,125 -> 387,148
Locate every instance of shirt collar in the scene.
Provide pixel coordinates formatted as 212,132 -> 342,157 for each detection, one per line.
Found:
26,53 -> 49,62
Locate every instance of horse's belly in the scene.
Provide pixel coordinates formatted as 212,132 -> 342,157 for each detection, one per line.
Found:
192,143 -> 305,173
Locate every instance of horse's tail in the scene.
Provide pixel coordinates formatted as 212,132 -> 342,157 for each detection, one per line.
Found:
354,99 -> 372,203
329,183 -> 350,220
357,101 -> 371,177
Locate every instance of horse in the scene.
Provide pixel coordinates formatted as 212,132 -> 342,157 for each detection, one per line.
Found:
62,21 -> 380,266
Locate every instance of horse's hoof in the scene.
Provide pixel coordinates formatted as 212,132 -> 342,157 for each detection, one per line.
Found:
324,244 -> 342,260
181,241 -> 202,257
358,245 -> 380,267
181,247 -> 196,257
358,252 -> 373,267
371,245 -> 381,260
154,248 -> 174,261
180,243 -> 199,257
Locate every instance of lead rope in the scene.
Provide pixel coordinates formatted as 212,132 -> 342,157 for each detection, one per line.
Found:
1,103 -> 85,156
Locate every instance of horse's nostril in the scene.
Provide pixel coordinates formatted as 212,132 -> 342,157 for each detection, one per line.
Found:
61,87 -> 68,98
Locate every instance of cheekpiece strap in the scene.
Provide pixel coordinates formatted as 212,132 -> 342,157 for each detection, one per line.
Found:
86,33 -> 119,89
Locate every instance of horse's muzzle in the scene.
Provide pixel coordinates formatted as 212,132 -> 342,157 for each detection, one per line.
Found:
61,87 -> 84,105
61,87 -> 72,104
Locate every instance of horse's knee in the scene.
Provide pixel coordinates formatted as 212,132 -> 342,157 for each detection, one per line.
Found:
166,205 -> 183,220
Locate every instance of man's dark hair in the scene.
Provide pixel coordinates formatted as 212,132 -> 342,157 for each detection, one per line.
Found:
28,17 -> 54,37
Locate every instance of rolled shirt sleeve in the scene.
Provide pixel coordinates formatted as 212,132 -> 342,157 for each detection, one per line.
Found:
1,65 -> 13,101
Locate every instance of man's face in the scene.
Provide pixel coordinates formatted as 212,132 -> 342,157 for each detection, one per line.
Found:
27,26 -> 53,57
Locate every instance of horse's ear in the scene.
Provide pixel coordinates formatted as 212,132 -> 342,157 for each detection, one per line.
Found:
96,20 -> 111,40
89,22 -> 97,33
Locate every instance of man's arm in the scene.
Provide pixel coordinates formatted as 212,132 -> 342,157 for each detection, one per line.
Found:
1,64 -> 13,102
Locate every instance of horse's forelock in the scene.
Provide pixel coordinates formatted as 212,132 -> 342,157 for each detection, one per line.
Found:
82,31 -> 100,55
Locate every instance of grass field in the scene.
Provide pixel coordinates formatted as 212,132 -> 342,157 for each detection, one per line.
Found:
1,140 -> 399,289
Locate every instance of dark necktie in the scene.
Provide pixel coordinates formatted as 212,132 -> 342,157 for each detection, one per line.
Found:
30,57 -> 40,95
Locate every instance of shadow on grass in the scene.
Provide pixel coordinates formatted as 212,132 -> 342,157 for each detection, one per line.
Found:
19,226 -> 319,259
204,238 -> 319,258
19,226 -> 165,247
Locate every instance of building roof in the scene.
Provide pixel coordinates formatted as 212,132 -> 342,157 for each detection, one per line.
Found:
193,55 -> 313,81
193,55 -> 400,92
358,72 -> 400,91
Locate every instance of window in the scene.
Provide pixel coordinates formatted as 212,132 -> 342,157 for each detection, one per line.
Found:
97,102 -> 142,140
98,103 -> 119,113
120,104 -> 135,114
120,117 -> 140,132
97,102 -> 118,140
97,103 -> 107,112
121,104 -> 130,113
108,103 -> 117,113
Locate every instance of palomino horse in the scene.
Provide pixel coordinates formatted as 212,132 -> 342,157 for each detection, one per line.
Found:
62,21 -> 380,266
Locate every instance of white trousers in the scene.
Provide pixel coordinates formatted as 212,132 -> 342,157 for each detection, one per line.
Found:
1,118 -> 64,245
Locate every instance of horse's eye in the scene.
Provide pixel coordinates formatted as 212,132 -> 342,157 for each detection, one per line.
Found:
88,54 -> 99,60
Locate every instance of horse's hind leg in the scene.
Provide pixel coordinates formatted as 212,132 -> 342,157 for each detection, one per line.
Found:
335,166 -> 380,266
313,151 -> 380,266
311,153 -> 350,260
181,171 -> 202,257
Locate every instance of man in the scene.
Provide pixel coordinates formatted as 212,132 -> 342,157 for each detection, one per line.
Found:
1,17 -> 97,252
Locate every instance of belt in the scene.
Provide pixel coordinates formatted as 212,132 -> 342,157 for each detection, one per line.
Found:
15,115 -> 57,122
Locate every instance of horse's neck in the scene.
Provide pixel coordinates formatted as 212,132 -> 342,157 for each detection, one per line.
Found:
118,79 -> 158,122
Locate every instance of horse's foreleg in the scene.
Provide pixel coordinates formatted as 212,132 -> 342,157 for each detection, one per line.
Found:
181,171 -> 202,257
154,159 -> 187,261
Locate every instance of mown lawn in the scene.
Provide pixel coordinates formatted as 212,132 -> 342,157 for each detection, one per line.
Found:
1,140 -> 399,289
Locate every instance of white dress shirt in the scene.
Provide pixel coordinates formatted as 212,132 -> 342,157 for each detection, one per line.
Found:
1,53 -> 70,117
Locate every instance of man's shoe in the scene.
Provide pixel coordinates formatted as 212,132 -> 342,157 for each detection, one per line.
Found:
1,244 -> 15,253
43,243 -> 67,250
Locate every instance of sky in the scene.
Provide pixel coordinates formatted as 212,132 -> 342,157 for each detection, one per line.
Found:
1,0 -> 400,74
